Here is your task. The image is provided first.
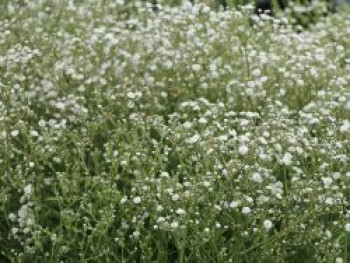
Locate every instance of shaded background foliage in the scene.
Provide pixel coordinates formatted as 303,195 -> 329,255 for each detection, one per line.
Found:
147,0 -> 347,28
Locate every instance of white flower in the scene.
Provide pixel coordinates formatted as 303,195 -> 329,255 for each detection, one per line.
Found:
238,145 -> 248,156
176,208 -> 186,215
120,196 -> 128,204
30,130 -> 39,137
185,134 -> 201,145
38,119 -> 46,127
157,217 -> 166,223
332,172 -> 341,180
282,152 -> 292,165
10,130 -> 19,137
324,197 -> 333,205
263,220 -> 273,231
242,207 -> 251,215
171,221 -> 179,229
160,172 -> 170,178
132,231 -> 140,238
122,221 -> 129,229
198,117 -> 207,124
340,120 -> 350,133
8,213 -> 16,222
229,201 -> 239,209
133,196 -> 141,204
172,193 -> 180,201
321,177 -> 333,187
164,60 -> 173,69
191,64 -> 201,72
183,122 -> 192,129
251,173 -> 263,184
251,14 -> 260,23
336,257 -> 344,263
24,184 -> 33,196
345,223 -> 350,232
202,181 -> 210,187
56,102 -> 65,110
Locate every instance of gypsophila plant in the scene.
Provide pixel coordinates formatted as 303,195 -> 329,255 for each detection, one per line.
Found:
0,0 -> 350,262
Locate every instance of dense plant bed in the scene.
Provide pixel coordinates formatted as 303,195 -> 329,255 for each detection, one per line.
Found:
1,1 -> 350,262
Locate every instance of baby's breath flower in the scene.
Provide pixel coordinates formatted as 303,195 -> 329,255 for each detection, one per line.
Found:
185,134 -> 201,145
120,196 -> 128,204
282,152 -> 292,166
191,64 -> 201,72
251,173 -> 263,184
242,207 -> 251,215
229,201 -> 239,209
340,120 -> 350,133
263,220 -> 273,231
172,193 -> 180,202
238,145 -> 249,156
133,231 -> 140,238
8,213 -> 16,222
336,258 -> 344,263
170,221 -> 179,229
176,208 -> 186,215
10,130 -> 19,137
345,224 -> 350,232
133,196 -> 141,204
157,217 -> 166,224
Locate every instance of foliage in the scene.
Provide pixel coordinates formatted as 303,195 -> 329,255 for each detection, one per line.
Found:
0,1 -> 350,262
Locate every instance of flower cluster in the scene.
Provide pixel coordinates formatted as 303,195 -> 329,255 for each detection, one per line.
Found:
0,1 -> 350,262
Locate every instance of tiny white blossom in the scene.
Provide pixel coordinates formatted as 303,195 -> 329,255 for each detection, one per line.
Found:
133,231 -> 140,238
242,207 -> 251,215
171,221 -> 179,229
332,172 -> 341,180
133,196 -> 141,204
30,130 -> 39,137
345,223 -> 350,232
251,173 -> 263,184
8,213 -> 16,221
263,220 -> 273,231
183,122 -> 192,129
336,257 -> 344,263
172,193 -> 180,201
160,172 -> 170,178
120,196 -> 128,204
56,102 -> 65,110
202,181 -> 210,187
282,152 -> 292,165
185,134 -> 201,145
38,119 -> 46,127
191,64 -> 201,72
24,184 -> 33,196
229,201 -> 239,209
176,208 -> 186,215
340,120 -> 350,133
321,177 -> 333,187
10,130 -> 19,137
157,217 -> 166,223
238,145 -> 249,156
